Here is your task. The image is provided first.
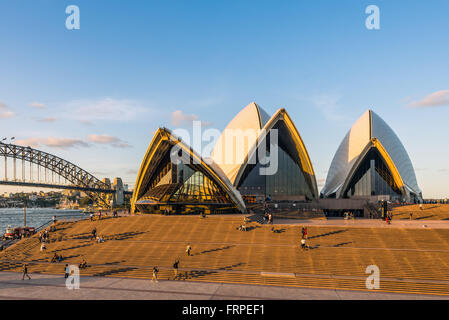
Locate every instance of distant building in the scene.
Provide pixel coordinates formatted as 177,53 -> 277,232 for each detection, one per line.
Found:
113,177 -> 124,206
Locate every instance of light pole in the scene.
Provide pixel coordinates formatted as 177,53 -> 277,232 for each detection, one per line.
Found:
24,199 -> 27,227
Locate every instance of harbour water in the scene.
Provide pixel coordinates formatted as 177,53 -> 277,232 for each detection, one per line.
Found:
0,208 -> 84,234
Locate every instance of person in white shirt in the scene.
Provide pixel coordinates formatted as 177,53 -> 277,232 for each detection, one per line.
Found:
301,238 -> 306,250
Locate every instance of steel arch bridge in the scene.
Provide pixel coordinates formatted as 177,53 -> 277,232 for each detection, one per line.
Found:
0,141 -> 117,208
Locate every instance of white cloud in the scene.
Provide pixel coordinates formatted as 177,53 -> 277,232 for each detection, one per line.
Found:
29,102 -> 46,109
0,102 -> 14,119
87,134 -> 132,148
0,110 -> 14,119
66,98 -> 148,122
170,110 -> 212,127
87,134 -> 120,144
15,133 -> 131,150
37,117 -> 57,123
78,119 -> 94,126
410,90 -> 449,108
16,137 -> 89,149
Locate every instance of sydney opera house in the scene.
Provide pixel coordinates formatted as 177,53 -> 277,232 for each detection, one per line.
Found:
131,104 -> 421,215
321,110 -> 422,203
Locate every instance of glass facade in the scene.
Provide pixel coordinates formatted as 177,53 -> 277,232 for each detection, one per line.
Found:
147,152 -> 171,190
237,133 -> 314,201
343,148 -> 402,199
136,159 -> 238,214
171,170 -> 232,204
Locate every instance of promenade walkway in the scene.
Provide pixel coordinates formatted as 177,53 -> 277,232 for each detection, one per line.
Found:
0,271 -> 447,300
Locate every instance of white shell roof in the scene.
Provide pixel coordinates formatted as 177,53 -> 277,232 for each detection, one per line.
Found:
211,102 -> 270,185
321,110 -> 421,198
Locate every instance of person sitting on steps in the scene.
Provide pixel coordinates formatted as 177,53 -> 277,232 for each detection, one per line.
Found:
79,258 -> 88,269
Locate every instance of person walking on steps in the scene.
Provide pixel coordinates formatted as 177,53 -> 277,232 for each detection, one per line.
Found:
301,238 -> 307,250
173,259 -> 179,280
22,263 -> 31,280
152,266 -> 159,283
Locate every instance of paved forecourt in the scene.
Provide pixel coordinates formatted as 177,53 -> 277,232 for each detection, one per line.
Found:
1,214 -> 449,297
0,272 -> 448,300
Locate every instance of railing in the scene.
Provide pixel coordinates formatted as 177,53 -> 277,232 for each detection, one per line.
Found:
0,238 -> 18,250
34,212 -> 90,233
35,219 -> 54,233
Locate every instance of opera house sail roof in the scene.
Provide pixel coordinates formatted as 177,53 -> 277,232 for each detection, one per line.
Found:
212,103 -> 318,201
210,102 -> 270,185
321,110 -> 422,202
131,128 -> 246,214
131,102 -> 320,215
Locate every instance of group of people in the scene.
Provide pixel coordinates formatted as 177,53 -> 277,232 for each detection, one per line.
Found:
79,258 -> 88,269
90,227 -> 105,243
38,230 -> 50,243
152,244 -> 193,283
39,229 -> 52,252
22,259 -> 88,281
343,211 -> 355,220
90,210 -> 120,221
89,211 -> 102,221
96,235 -> 105,243
151,260 -> 182,283
51,252 -> 64,263
264,212 -> 273,224
238,216 -> 249,231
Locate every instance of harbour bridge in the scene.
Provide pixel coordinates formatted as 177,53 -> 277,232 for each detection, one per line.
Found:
0,141 -> 132,208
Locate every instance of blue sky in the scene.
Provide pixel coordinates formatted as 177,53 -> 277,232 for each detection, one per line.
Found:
0,0 -> 448,197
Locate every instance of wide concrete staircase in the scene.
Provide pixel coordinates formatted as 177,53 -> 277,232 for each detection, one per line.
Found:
1,214 -> 449,296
